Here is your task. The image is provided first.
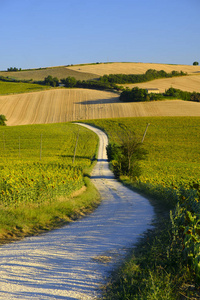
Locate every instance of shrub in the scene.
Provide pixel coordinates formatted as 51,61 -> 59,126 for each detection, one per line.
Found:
0,115 -> 7,126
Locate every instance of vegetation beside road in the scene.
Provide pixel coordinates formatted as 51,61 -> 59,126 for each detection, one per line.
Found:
0,123 -> 99,243
86,117 -> 200,299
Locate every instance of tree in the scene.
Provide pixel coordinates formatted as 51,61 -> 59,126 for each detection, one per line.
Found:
61,76 -> 77,87
44,75 -> 59,87
193,61 -> 199,66
0,115 -> 7,126
106,125 -> 148,179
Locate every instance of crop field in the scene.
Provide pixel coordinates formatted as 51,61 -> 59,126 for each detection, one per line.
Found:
0,81 -> 51,95
120,74 -> 200,93
0,66 -> 98,81
0,123 -> 99,238
68,62 -> 200,75
89,117 -> 200,299
87,117 -> 200,201
1,89 -> 200,126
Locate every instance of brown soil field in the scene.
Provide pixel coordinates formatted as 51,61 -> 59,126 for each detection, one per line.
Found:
67,62 -> 200,75
121,74 -> 200,93
1,88 -> 200,126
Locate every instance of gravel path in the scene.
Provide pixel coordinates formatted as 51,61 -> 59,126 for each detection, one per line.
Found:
0,124 -> 154,300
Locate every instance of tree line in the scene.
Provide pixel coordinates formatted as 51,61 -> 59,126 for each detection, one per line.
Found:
99,69 -> 187,84
120,87 -> 200,103
7,67 -> 21,72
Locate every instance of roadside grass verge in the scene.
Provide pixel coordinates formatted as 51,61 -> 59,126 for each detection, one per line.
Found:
0,122 -> 99,244
102,215 -> 198,299
85,117 -> 200,299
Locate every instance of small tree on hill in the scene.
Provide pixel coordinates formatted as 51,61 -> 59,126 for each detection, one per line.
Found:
0,115 -> 7,126
193,61 -> 199,66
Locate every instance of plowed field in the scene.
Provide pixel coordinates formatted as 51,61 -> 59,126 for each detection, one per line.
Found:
1,88 -> 200,126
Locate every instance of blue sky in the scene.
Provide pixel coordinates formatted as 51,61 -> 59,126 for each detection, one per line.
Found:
0,0 -> 199,70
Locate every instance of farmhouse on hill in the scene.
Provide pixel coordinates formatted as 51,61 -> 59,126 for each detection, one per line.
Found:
146,88 -> 160,94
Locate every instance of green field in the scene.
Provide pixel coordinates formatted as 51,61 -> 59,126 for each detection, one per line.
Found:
86,117 -> 200,299
87,117 -> 200,195
0,81 -> 51,95
0,123 -> 99,241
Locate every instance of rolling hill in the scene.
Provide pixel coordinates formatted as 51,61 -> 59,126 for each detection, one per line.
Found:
1,88 -> 200,126
0,62 -> 200,126
67,62 -> 200,75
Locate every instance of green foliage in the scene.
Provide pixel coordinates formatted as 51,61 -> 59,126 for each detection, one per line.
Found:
170,188 -> 200,281
7,67 -> 21,72
193,61 -> 199,66
164,87 -> 200,102
120,87 -> 149,102
120,86 -> 200,103
0,123 -> 99,236
0,115 -> 7,126
99,69 -> 187,84
88,117 -> 200,295
106,129 -> 148,179
60,76 -> 120,91
61,76 -> 77,87
44,75 -> 59,87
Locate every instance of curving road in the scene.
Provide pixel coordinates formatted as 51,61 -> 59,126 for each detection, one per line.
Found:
0,124 -> 154,300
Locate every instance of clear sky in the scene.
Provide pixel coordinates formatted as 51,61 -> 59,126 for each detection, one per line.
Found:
0,0 -> 199,70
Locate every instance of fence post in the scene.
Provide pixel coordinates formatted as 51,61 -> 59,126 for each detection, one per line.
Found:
19,136 -> 21,158
141,123 -> 150,143
40,134 -> 42,161
3,132 -> 5,151
73,129 -> 80,164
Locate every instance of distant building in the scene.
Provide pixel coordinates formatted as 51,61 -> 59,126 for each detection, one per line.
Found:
146,88 -> 160,94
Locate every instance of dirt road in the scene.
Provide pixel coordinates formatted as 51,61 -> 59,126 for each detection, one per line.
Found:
0,124 -> 154,299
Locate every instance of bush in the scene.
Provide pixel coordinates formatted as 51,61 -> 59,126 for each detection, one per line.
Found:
99,69 -> 187,84
0,115 -> 7,126
106,131 -> 148,179
44,75 -> 59,87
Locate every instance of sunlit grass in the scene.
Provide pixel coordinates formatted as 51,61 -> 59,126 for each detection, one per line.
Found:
0,122 -> 99,242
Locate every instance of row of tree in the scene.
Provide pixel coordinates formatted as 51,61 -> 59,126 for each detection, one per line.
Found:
7,67 -> 21,72
99,69 -> 187,84
120,87 -> 200,103
60,76 -> 120,90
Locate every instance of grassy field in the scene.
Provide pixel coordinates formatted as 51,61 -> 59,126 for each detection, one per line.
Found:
0,81 -> 51,95
85,117 -> 200,299
0,66 -> 99,81
87,117 -> 200,195
0,122 -> 99,243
